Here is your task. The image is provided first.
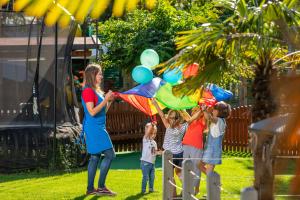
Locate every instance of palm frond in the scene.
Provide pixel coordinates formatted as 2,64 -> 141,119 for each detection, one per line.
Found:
160,0 -> 300,96
2,0 -> 157,27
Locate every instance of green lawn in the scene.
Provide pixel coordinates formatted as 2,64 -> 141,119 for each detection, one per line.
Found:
0,151 -> 290,200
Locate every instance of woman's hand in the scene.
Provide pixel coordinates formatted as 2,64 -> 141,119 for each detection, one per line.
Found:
105,90 -> 114,102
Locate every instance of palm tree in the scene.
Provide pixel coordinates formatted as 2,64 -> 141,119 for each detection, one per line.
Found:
0,0 -> 157,27
160,0 -> 300,199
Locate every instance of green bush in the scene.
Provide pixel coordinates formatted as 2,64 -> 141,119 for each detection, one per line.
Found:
96,0 -> 219,72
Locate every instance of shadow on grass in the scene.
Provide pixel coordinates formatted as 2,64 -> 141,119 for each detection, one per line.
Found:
0,151 -> 162,183
73,193 -> 151,200
0,167 -> 86,183
124,192 -> 151,200
110,152 -> 162,170
73,194 -> 108,200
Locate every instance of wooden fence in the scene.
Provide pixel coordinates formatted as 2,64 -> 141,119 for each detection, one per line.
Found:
106,102 -> 165,152
223,105 -> 252,153
108,103 -> 300,156
107,102 -> 254,153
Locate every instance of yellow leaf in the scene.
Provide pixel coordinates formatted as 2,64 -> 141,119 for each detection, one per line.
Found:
58,0 -> 80,27
24,0 -> 53,17
58,16 -> 70,27
13,0 -> 31,12
126,0 -> 139,12
64,0 -> 80,15
112,0 -> 127,17
75,24 -> 82,37
45,0 -> 69,26
145,0 -> 157,10
90,0 -> 111,19
75,0 -> 94,23
188,88 -> 202,102
0,0 -> 9,5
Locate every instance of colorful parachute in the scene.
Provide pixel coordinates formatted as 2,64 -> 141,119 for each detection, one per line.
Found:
116,77 -> 232,116
115,78 -> 166,116
155,83 -> 197,110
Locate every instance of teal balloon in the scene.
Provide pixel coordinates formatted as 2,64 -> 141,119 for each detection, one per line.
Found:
140,49 -> 159,68
132,65 -> 153,84
163,68 -> 182,85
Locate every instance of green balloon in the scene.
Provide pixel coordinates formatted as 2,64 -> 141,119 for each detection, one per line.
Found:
155,83 -> 197,110
140,49 -> 159,68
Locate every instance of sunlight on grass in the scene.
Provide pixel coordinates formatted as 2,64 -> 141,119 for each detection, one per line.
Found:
0,151 -> 294,199
0,169 -> 163,200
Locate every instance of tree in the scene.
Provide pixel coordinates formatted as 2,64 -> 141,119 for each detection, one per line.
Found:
161,0 -> 300,199
96,1 -> 218,72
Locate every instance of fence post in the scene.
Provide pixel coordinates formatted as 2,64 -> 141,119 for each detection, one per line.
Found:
163,150 -> 173,200
207,171 -> 221,200
241,187 -> 258,200
182,159 -> 194,200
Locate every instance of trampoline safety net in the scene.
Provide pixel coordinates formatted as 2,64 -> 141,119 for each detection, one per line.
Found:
0,11 -> 78,129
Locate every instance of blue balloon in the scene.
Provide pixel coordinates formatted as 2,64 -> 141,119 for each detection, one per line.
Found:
163,68 -> 182,85
209,84 -> 233,101
132,65 -> 153,84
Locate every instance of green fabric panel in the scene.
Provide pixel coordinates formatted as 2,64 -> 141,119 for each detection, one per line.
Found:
155,83 -> 197,110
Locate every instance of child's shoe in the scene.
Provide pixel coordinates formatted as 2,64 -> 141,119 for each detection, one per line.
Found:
149,188 -> 154,192
86,189 -> 97,195
96,187 -> 117,196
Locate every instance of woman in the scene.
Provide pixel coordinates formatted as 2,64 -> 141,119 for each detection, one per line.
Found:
81,63 -> 116,196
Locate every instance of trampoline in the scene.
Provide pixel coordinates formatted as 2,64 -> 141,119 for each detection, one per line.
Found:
0,10 -> 82,171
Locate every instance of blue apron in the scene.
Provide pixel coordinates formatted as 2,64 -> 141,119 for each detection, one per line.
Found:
81,87 -> 113,154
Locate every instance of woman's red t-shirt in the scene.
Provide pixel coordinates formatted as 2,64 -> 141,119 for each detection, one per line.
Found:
182,117 -> 206,149
82,88 -> 98,105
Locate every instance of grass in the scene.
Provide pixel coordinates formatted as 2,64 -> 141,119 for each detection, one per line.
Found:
0,151 -> 295,200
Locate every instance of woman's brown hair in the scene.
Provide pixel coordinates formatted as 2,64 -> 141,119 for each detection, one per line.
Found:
84,63 -> 103,94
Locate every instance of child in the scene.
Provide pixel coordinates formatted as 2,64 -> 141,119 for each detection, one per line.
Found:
179,106 -> 206,195
151,98 -> 188,196
200,101 -> 231,174
140,122 -> 162,194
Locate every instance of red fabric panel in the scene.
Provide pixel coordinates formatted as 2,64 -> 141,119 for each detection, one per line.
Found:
118,94 -> 153,116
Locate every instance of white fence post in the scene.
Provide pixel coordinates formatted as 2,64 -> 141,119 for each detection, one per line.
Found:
182,159 -> 194,200
241,187 -> 258,200
163,150 -> 173,200
207,171 -> 221,200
